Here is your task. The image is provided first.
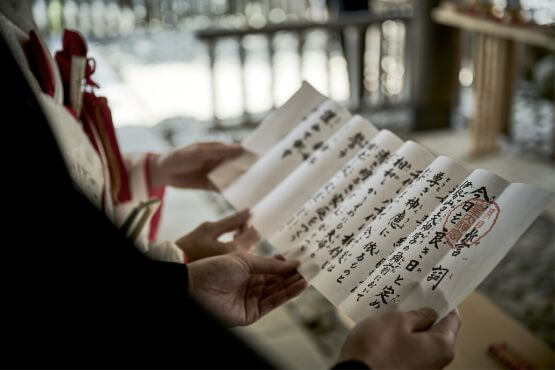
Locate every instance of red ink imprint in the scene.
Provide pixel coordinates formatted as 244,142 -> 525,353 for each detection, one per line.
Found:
442,198 -> 500,249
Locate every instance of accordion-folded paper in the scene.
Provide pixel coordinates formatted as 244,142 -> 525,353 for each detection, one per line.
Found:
209,82 -> 554,322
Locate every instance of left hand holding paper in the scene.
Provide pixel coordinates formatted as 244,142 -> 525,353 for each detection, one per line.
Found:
187,253 -> 307,326
149,142 -> 244,190
176,209 -> 259,262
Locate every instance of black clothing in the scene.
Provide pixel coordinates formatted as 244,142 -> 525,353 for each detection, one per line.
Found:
0,27 -> 368,370
0,28 -> 270,369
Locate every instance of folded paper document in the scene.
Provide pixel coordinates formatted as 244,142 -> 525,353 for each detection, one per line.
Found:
209,82 -> 554,322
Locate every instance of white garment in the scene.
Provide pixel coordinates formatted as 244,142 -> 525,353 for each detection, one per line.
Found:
0,11 -> 184,263
38,93 -> 184,264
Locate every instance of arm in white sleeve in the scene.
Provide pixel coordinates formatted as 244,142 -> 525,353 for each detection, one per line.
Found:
145,241 -> 187,264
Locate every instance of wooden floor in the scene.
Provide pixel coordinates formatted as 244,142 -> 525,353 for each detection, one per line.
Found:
449,292 -> 554,369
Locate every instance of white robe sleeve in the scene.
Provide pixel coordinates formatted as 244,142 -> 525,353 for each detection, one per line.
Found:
115,153 -> 188,264
113,153 -> 151,222
145,241 -> 185,264
113,152 -> 159,250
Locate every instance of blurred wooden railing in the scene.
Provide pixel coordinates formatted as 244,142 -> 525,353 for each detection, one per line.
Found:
32,0 -> 318,37
196,10 -> 413,128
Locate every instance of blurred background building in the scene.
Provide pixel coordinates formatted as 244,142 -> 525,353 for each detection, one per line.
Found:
27,0 -> 555,368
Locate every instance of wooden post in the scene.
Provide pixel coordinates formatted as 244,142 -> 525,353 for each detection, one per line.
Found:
344,25 -> 362,111
206,39 -> 220,128
411,0 -> 461,131
237,35 -> 249,123
470,33 -> 516,156
267,32 -> 276,109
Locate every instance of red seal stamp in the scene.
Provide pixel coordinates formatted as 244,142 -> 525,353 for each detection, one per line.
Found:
442,197 -> 500,249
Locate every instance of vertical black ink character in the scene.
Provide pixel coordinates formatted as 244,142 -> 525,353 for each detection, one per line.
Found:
375,258 -> 386,269
359,167 -> 373,181
320,110 -> 337,124
435,194 -> 448,202
376,285 -> 395,304
381,168 -> 397,185
373,206 -> 385,215
426,265 -> 449,290
363,241 -> 379,256
390,252 -> 403,265
293,139 -> 305,150
471,186 -> 491,203
342,233 -> 354,246
426,172 -> 445,187
375,149 -> 391,163
406,197 -> 420,210
450,212 -> 463,225
329,247 -> 342,259
316,206 -> 329,221
394,275 -> 404,286
327,229 -> 336,242
456,227 -> 479,248
406,259 -> 419,272
348,133 -> 365,149
282,149 -> 292,158
429,230 -> 446,249
393,157 -> 410,170
388,210 -> 407,230
462,201 -> 474,212
331,193 -> 344,209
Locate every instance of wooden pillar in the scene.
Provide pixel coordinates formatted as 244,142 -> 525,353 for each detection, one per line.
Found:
268,32 -> 277,109
343,25 -> 364,111
206,39 -> 220,127
237,35 -> 249,122
410,0 -> 461,131
470,33 -> 516,156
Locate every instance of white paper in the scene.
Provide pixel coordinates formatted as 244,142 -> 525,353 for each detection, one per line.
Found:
302,141 -> 436,305
222,99 -> 351,210
209,82 -> 326,192
251,115 -> 378,237
209,82 -> 554,324
269,129 -> 404,256
397,181 -> 553,320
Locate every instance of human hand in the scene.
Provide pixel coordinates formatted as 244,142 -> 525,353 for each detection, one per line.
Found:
148,142 -> 244,190
337,308 -> 461,370
176,209 -> 259,262
187,252 -> 307,327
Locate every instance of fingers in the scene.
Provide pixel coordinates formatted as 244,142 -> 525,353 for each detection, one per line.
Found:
210,209 -> 251,236
264,267 -> 299,286
239,253 -> 300,275
259,278 -> 308,317
199,142 -> 244,160
233,225 -> 260,250
264,272 -> 305,297
420,309 -> 460,366
429,309 -> 461,342
405,307 -> 438,332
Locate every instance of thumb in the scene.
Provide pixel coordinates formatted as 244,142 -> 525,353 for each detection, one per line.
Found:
211,209 -> 251,236
404,307 -> 438,332
203,142 -> 244,160
239,254 -> 300,275
429,308 -> 461,341
233,225 -> 260,250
